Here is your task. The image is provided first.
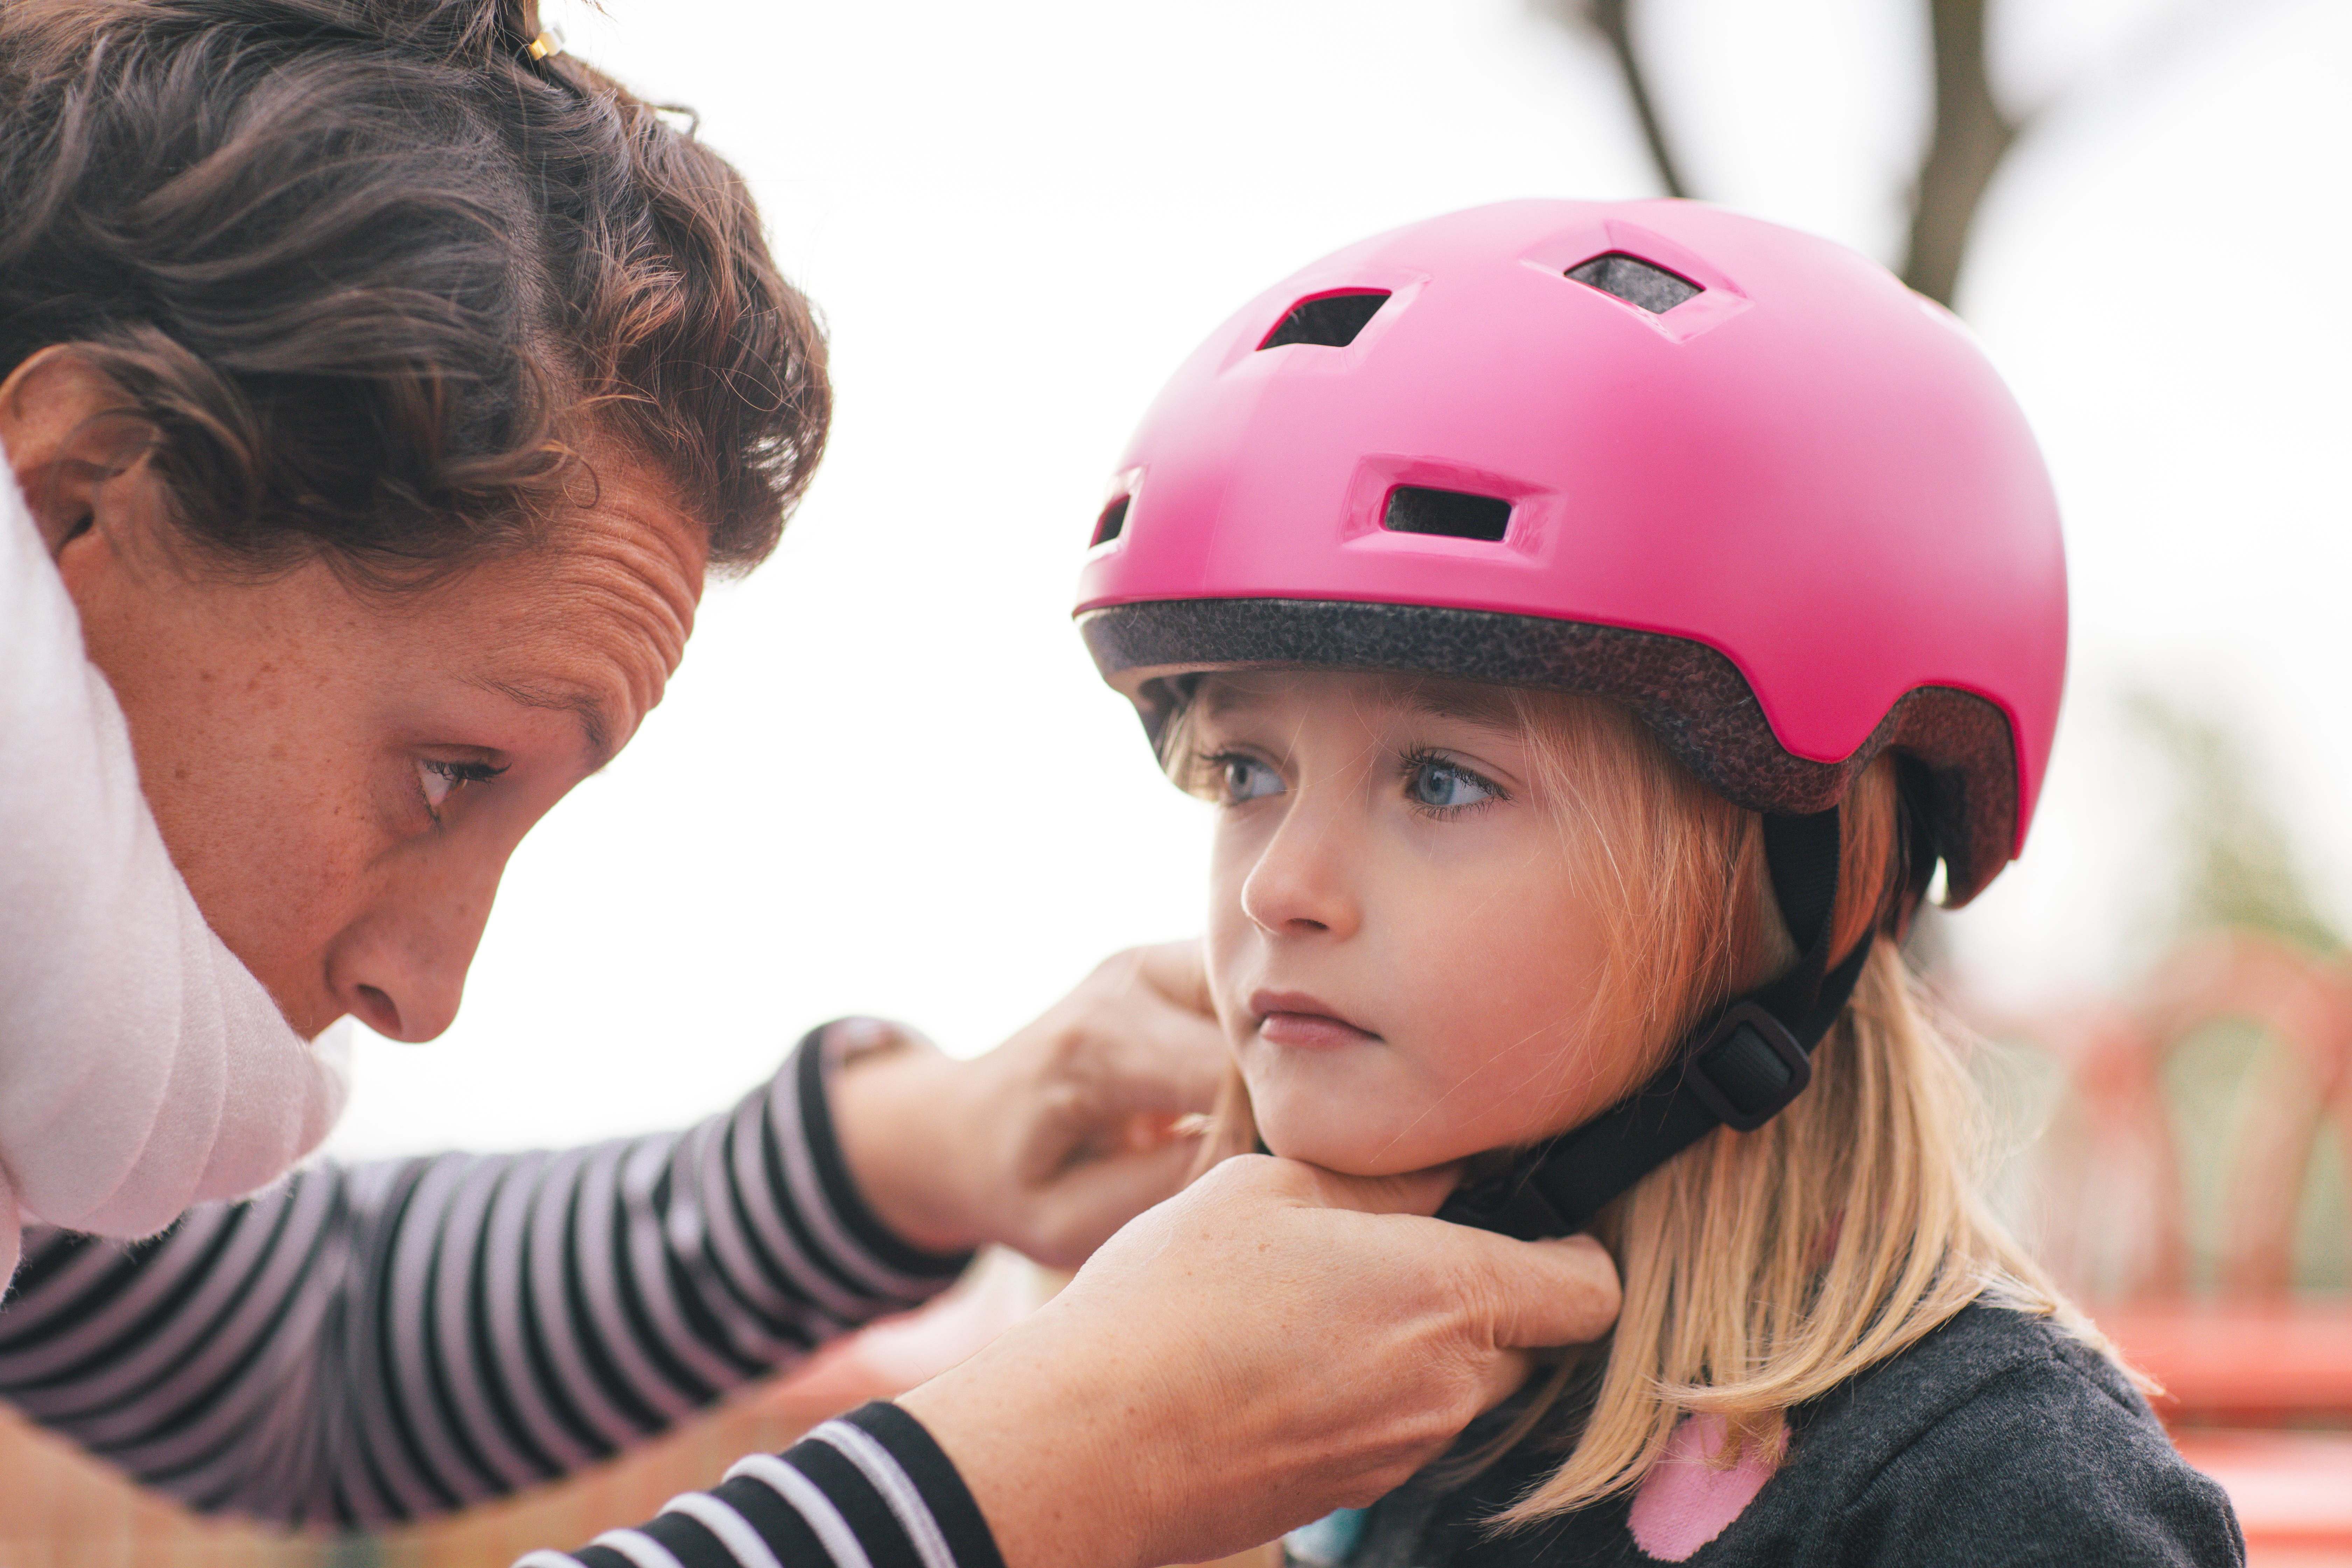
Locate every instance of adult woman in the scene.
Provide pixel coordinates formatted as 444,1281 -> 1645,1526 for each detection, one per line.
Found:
0,3 -> 1621,1567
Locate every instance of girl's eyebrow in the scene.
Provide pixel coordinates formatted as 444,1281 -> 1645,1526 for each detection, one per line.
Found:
1192,681 -> 1280,722
1404,686 -> 1521,733
1191,675 -> 1521,733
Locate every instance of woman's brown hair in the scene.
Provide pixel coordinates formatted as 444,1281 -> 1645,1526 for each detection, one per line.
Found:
0,0 -> 827,580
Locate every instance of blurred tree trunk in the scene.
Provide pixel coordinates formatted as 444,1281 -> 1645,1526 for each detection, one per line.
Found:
1583,0 -> 1693,200
1536,0 -> 2023,308
1904,0 -> 2021,306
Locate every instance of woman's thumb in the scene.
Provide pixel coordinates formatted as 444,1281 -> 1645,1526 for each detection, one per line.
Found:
1456,1231 -> 1622,1350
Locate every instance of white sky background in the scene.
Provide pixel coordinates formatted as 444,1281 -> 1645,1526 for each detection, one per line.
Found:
326,0 -> 2352,1158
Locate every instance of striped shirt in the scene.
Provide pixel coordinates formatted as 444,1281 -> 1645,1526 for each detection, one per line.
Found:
0,1026 -> 1003,1568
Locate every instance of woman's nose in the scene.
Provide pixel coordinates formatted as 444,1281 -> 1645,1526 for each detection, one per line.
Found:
1239,806 -> 1360,939
322,863 -> 500,1042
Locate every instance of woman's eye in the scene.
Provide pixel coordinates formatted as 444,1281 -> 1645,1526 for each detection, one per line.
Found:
417,758 -> 508,815
1218,755 -> 1286,804
1406,758 -> 1499,811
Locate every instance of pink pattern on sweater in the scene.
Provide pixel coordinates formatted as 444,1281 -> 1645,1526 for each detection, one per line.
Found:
1626,1414 -> 1779,1562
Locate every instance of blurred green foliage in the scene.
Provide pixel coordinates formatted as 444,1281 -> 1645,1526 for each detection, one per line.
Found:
2128,690 -> 2346,955
2130,691 -> 2347,1296
2160,1019 -> 2346,1296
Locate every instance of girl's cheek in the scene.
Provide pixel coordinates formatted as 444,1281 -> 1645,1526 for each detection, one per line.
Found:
1203,872 -> 1255,1005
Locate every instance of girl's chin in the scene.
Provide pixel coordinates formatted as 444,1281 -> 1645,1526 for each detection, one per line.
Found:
1262,1145 -> 1420,1178
1251,1113 -> 1475,1178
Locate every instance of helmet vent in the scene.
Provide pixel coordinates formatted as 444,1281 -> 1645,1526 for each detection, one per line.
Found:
1092,496 -> 1131,546
1259,290 -> 1391,350
1383,485 -> 1511,542
1566,252 -> 1701,314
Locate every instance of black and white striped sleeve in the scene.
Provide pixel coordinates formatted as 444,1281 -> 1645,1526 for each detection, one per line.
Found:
0,1023 -> 983,1558
515,1399 -> 1005,1568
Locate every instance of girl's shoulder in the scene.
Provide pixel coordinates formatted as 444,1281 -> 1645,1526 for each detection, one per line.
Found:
1752,1301 -> 2241,1566
1325,1302 -> 2243,1568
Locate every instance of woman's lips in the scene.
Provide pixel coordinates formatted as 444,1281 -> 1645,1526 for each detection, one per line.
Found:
1251,989 -> 1379,1049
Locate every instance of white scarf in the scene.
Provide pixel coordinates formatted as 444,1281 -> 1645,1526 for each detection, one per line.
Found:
0,456 -> 348,1285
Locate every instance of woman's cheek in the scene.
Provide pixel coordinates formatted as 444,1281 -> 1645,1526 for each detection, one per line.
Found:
175,819 -> 358,1035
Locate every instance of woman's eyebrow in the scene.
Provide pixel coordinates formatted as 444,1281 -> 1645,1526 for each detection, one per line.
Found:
471,676 -> 618,771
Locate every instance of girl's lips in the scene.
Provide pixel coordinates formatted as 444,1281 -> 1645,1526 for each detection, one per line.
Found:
1251,989 -> 1379,1049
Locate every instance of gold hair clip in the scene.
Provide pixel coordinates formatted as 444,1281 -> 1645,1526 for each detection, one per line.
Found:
524,28 -> 563,62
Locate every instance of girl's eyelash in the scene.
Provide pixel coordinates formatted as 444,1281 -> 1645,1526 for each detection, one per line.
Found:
1398,747 -> 1508,815
1190,747 -> 1273,801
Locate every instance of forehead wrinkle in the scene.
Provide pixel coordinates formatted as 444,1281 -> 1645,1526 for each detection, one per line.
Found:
470,674 -> 616,771
490,470 -> 704,769
547,530 -> 698,692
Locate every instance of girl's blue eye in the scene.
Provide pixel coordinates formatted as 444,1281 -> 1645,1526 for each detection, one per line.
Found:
1219,755 -> 1285,804
1406,758 -> 1498,811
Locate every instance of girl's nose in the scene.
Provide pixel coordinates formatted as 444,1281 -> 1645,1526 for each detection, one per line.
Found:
1239,806 -> 1361,940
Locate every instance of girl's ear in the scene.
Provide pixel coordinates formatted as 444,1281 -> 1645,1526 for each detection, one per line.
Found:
0,345 -> 158,560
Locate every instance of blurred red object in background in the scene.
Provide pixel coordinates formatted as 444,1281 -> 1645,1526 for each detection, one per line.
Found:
1983,930 -> 2352,1565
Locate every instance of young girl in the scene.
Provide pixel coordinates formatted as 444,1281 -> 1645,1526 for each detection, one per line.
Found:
1073,200 -> 2243,1565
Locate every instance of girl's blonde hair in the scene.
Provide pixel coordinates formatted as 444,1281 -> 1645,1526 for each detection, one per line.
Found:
1183,678 -> 2122,1520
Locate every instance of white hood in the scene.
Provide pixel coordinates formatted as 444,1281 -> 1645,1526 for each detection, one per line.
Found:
0,454 -> 348,1282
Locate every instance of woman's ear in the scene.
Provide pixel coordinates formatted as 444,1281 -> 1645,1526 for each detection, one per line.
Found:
0,346 -> 156,561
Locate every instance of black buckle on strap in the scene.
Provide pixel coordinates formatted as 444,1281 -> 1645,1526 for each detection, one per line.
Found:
1679,1000 -> 1813,1133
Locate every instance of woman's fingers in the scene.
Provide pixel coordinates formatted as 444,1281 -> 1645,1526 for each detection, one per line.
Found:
975,944 -> 1225,1257
1280,1157 -> 1460,1218
1066,940 -> 1225,1118
1130,933 -> 1216,1017
1476,1232 -> 1622,1350
1001,1130 -> 1205,1270
832,944 -> 1227,1264
898,1153 -> 1625,1568
1294,1166 -> 1620,1395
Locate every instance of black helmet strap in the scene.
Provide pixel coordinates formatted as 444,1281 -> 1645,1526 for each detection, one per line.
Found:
1436,807 -> 1868,1241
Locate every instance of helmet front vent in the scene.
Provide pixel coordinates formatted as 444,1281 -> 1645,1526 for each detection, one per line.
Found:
1566,252 -> 1701,314
1092,495 -> 1131,545
1383,485 -> 1511,542
1259,290 -> 1391,350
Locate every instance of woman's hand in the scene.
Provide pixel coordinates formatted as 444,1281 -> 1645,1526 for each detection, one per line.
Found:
897,1154 -> 1624,1568
830,942 -> 1225,1268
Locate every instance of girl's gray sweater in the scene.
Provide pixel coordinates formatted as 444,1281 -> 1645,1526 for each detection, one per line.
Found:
1314,1303 -> 2243,1568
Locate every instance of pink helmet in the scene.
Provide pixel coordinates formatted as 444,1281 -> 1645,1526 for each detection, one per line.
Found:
1074,198 -> 2064,906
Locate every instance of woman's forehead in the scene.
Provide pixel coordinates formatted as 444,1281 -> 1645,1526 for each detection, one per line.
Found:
409,462 -> 707,758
